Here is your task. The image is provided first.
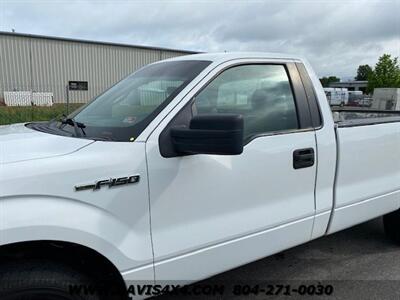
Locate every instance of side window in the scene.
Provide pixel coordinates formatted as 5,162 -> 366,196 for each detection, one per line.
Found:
194,65 -> 299,142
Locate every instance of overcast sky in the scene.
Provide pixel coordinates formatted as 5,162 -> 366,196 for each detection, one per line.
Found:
0,0 -> 399,79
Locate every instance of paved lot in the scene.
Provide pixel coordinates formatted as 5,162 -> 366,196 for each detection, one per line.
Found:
157,218 -> 400,299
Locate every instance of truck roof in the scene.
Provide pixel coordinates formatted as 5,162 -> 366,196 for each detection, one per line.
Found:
166,52 -> 304,63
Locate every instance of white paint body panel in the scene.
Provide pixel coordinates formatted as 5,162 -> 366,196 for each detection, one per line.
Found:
0,135 -> 154,277
0,53 -> 398,289
147,132 -> 316,279
0,123 -> 93,164
328,122 -> 400,233
154,216 -> 314,282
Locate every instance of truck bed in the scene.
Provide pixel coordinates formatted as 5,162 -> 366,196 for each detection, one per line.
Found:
328,107 -> 400,234
332,108 -> 400,127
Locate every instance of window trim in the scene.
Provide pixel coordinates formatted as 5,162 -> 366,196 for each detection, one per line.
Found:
295,62 -> 324,129
285,63 -> 314,130
159,62 -> 315,157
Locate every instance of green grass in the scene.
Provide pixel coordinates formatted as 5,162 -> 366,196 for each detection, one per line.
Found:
0,103 -> 85,125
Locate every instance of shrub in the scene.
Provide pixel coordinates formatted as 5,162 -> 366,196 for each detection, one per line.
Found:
0,103 -> 85,125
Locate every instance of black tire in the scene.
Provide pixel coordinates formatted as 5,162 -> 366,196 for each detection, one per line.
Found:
0,260 -> 122,300
383,209 -> 400,244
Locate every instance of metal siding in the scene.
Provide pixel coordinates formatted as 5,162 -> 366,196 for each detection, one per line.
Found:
161,50 -> 189,60
0,34 -> 191,103
0,35 -> 31,98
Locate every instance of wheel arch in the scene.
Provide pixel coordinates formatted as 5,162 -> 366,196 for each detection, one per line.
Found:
0,240 -> 127,294
0,195 -> 153,272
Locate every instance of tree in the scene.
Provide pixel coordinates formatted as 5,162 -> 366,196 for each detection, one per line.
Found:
319,76 -> 340,87
355,64 -> 372,81
367,54 -> 400,93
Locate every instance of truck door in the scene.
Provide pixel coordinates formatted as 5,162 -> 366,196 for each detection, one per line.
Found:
145,62 -> 317,282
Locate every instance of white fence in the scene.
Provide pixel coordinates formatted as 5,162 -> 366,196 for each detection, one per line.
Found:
4,91 -> 53,106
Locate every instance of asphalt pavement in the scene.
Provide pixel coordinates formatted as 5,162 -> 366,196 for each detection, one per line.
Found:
156,218 -> 400,299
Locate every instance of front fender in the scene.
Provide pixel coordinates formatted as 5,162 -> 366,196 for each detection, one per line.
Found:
0,195 -> 153,279
0,141 -> 154,282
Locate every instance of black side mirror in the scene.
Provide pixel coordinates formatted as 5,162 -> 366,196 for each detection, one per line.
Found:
171,114 -> 244,156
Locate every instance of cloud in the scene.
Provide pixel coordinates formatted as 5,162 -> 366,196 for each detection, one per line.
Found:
0,0 -> 399,79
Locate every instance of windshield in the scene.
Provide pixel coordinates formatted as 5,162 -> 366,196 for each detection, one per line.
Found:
57,60 -> 211,141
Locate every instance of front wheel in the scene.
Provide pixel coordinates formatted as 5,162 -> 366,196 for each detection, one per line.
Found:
383,209 -> 400,244
0,260 -> 121,300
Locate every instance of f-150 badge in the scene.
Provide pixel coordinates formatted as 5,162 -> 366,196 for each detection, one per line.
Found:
75,175 -> 140,192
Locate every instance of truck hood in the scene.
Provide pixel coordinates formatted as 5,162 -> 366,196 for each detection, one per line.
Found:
0,123 -> 94,164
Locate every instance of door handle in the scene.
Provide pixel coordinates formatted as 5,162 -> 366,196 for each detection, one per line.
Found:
293,148 -> 315,169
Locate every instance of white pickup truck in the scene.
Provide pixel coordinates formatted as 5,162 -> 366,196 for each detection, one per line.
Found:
1,53 -> 400,299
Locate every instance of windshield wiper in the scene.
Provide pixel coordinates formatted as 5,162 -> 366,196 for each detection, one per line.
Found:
60,115 -> 86,137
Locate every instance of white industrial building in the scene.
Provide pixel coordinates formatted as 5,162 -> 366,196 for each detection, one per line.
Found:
0,32 -> 196,104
